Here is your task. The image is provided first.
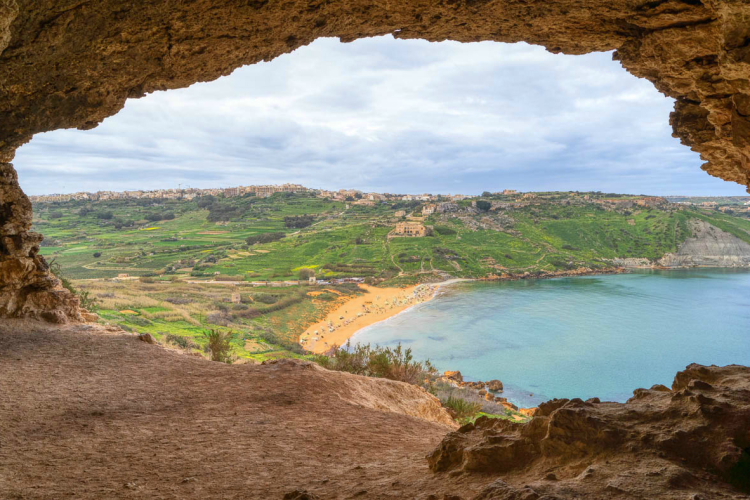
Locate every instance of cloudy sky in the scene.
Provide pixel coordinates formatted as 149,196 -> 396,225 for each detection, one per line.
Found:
14,36 -> 748,196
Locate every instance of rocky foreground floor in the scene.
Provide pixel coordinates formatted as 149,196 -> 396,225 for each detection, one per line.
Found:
1,321 -> 749,499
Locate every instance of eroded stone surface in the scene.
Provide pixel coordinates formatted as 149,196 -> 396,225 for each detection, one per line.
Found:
0,162 -> 81,322
1,2 -> 750,315
428,363 -> 750,499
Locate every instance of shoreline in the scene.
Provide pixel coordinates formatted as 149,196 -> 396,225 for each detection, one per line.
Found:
301,279 -> 469,354
299,267 -> 628,354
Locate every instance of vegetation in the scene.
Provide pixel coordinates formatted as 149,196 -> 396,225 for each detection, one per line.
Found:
30,190 -> 750,365
442,394 -> 483,421
202,329 -> 236,363
49,259 -> 98,311
310,342 -> 436,386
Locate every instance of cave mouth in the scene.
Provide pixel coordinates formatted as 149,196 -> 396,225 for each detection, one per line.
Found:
730,445 -> 750,493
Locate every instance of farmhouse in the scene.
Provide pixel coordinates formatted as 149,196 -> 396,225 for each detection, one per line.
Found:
393,221 -> 428,237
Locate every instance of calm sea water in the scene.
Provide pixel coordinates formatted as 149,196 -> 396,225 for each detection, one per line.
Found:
352,269 -> 750,407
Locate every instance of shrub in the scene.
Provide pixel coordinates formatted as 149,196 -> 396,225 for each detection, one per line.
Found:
254,294 -> 279,304
311,342 -> 436,386
284,215 -> 315,228
48,260 -> 98,311
165,334 -> 199,350
93,252 -> 102,258
49,211 -> 64,219
202,329 -> 236,363
128,316 -> 153,327
165,297 -> 193,305
434,226 -> 457,236
207,311 -> 230,326
476,200 -> 492,212
298,268 -> 315,280
442,394 -> 484,422
246,232 -> 285,245
257,329 -> 306,354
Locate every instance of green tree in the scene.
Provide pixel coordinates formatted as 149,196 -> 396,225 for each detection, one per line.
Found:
476,200 -> 492,212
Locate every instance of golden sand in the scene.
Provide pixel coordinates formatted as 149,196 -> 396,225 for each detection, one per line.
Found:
301,283 -> 440,354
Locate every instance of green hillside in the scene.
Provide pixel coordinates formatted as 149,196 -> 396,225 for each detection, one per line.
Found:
32,191 -> 750,283
30,190 -> 750,361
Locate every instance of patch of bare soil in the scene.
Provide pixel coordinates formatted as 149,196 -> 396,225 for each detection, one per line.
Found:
0,321 -> 482,499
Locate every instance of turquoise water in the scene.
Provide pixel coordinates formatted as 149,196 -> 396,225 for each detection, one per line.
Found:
352,269 -> 750,407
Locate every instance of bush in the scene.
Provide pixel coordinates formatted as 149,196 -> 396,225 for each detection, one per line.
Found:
254,294 -> 279,304
284,215 -> 315,228
298,268 -> 315,280
49,260 -> 98,311
202,329 -> 236,363
165,297 -> 193,305
49,211 -> 64,219
93,252 -> 102,258
476,200 -> 492,212
165,334 -> 199,350
128,316 -> 152,327
207,311 -> 230,326
442,394 -> 483,422
434,226 -> 457,236
246,232 -> 285,245
257,329 -> 306,354
311,342 -> 436,386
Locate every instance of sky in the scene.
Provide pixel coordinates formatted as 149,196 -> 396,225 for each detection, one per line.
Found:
14,36 -> 749,197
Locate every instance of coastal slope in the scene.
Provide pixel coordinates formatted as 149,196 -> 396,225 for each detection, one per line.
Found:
658,219 -> 750,268
3,321 -> 750,499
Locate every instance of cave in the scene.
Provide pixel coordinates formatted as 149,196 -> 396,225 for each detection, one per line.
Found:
3,0 -> 750,321
2,1 -> 750,498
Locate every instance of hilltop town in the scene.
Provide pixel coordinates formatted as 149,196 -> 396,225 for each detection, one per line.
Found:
30,183 -> 750,215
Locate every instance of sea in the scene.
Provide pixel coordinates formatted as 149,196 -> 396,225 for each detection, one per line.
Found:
351,269 -> 750,408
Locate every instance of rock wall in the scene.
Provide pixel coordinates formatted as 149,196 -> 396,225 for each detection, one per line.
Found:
2,1 -> 750,320
658,218 -> 750,267
0,162 -> 82,322
428,363 -> 750,499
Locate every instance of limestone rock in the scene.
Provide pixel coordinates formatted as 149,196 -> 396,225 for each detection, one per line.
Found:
428,364 -> 750,499
658,219 -> 750,268
501,401 -> 519,411
487,379 -> 504,392
81,311 -> 99,322
138,333 -> 156,344
519,407 -> 539,417
444,371 -> 463,383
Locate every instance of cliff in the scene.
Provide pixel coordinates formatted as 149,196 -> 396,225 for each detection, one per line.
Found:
613,219 -> 750,268
658,219 -> 750,268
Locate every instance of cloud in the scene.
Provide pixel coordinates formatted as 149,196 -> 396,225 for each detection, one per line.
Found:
14,36 -> 747,196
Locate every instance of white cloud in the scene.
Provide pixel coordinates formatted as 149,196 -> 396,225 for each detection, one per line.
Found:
14,36 -> 747,196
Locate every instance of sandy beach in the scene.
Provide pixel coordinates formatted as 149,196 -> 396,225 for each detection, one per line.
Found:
301,280 -> 466,353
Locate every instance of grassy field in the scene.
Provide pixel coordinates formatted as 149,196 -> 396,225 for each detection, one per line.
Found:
33,190 -> 750,361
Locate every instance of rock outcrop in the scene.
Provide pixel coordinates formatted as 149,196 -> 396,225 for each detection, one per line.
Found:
3,1 -> 750,319
0,163 -> 81,322
428,363 -> 750,499
658,219 -> 750,267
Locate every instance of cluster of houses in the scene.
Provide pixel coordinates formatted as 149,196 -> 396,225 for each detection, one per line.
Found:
29,183 -> 309,203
